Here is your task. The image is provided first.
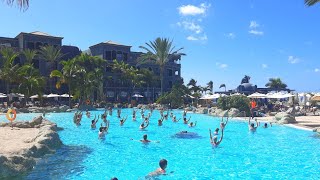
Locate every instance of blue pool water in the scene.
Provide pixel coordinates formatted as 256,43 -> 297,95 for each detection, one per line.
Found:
1,109 -> 320,179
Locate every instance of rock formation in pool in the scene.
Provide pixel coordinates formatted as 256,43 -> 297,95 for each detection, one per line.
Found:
0,116 -> 63,178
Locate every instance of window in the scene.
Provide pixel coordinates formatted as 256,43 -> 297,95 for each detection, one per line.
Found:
148,67 -> 153,72
112,51 -> 116,60
123,53 -> 128,61
175,70 -> 179,76
105,51 -> 112,60
27,42 -> 35,50
168,69 -> 173,76
116,51 -> 122,60
169,81 -> 173,88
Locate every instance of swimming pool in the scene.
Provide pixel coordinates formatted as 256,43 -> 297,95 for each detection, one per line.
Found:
1,109 -> 320,179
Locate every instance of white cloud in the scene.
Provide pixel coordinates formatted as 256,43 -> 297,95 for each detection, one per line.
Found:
178,3 -> 211,16
186,34 -> 207,41
249,30 -> 264,35
249,21 -> 259,29
262,64 -> 268,69
288,56 -> 300,64
225,32 -> 236,39
177,21 -> 202,34
216,62 -> 228,69
315,68 -> 319,72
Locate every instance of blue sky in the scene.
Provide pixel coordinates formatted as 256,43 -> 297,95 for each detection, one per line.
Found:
1,0 -> 320,92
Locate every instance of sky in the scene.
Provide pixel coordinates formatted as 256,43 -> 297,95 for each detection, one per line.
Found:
1,0 -> 320,92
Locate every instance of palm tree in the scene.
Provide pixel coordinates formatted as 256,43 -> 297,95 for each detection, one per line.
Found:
241,75 -> 251,84
219,84 -> 226,92
38,45 -> 64,93
17,64 -> 45,106
265,78 -> 287,89
187,78 -> 200,94
50,59 -> 81,108
305,0 -> 320,6
0,47 -> 20,95
22,49 -> 37,64
139,38 -> 185,95
207,81 -> 213,94
5,0 -> 29,10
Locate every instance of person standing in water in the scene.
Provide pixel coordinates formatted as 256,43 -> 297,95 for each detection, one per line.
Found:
148,159 -> 170,176
158,116 -> 165,126
249,118 -> 259,131
140,118 -> 150,130
91,115 -> 99,129
183,117 -> 191,124
209,128 -> 224,146
188,121 -> 197,127
120,115 -> 128,126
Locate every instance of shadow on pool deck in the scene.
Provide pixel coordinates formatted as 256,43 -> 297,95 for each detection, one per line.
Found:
25,145 -> 92,180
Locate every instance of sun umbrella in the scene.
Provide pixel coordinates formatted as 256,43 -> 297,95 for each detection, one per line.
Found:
248,92 -> 267,98
132,94 -> 144,98
30,95 -> 39,99
47,93 -> 60,98
0,94 -> 7,98
60,94 -> 73,98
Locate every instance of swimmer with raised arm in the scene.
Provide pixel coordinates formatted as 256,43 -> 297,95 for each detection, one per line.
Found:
249,118 -> 259,131
183,109 -> 187,118
172,116 -> 181,122
120,115 -> 128,126
183,116 -> 191,124
91,115 -> 99,129
158,116 -> 165,126
86,109 -> 91,118
209,128 -> 224,146
132,109 -> 137,121
117,108 -> 121,118
189,121 -> 197,127
140,119 -> 150,130
214,128 -> 219,135
99,120 -> 110,139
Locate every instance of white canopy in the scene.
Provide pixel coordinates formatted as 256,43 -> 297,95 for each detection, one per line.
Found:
248,92 -> 267,98
30,95 -> 39,99
132,94 -> 144,98
0,94 -> 7,98
47,93 -> 60,98
60,94 -> 73,98
200,94 -> 224,100
266,92 -> 294,99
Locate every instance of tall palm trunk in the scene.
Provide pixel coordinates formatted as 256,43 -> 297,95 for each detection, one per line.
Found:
68,81 -> 72,108
160,66 -> 164,95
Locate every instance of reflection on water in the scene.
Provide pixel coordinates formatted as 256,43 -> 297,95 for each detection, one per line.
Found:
25,145 -> 92,180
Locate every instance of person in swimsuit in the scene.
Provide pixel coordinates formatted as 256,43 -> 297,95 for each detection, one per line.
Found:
263,122 -> 272,128
188,121 -> 197,127
99,120 -> 110,139
140,118 -> 150,129
86,109 -> 91,118
148,159 -> 169,176
120,115 -> 128,126
172,116 -> 180,122
91,115 -> 99,129
209,128 -> 224,146
249,118 -> 259,131
158,116 -> 164,126
183,117 -> 191,124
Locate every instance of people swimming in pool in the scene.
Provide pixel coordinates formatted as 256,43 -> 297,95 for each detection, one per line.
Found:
99,120 -> 110,139
263,122 -> 272,128
183,117 -> 191,124
132,109 -> 137,121
172,116 -> 180,122
91,115 -> 99,129
249,118 -> 259,131
120,115 -> 128,126
140,119 -> 150,130
117,108 -> 121,118
209,128 -> 224,146
86,109 -> 91,118
108,107 -> 113,116
148,159 -> 171,177
183,109 -> 187,118
188,121 -> 197,127
158,116 -> 164,126
220,116 -> 229,129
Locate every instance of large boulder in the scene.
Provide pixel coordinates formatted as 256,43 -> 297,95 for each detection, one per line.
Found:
274,112 -> 296,124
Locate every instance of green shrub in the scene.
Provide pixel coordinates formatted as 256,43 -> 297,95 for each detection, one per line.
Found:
217,95 -> 251,116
